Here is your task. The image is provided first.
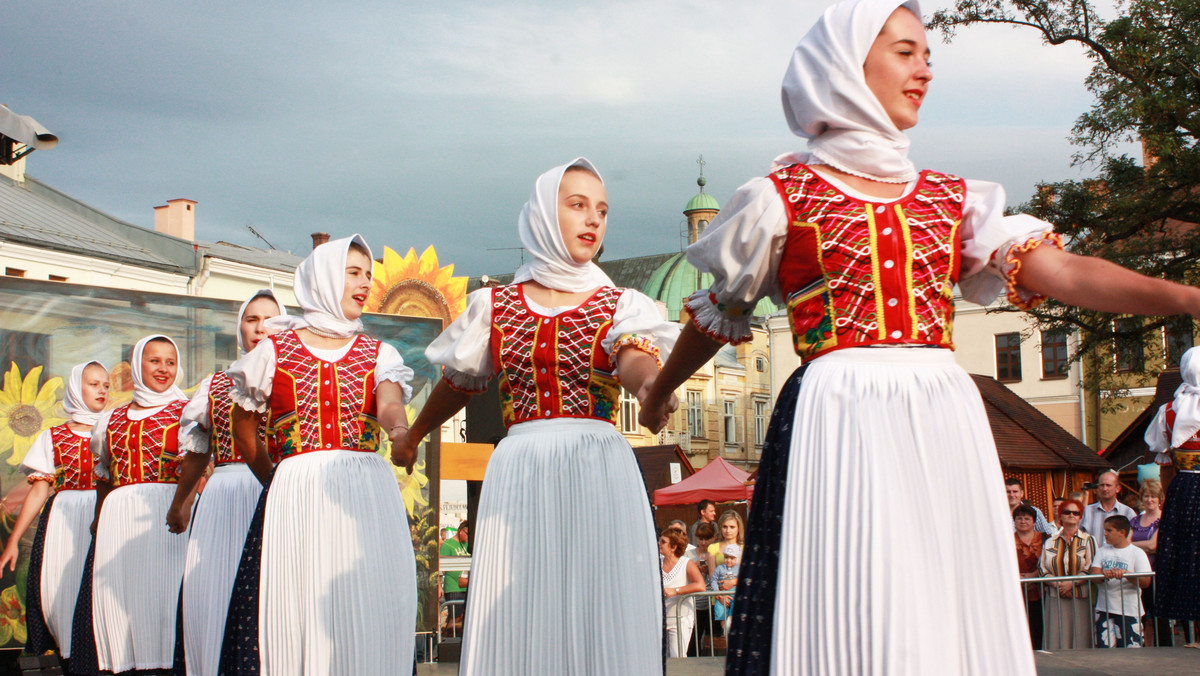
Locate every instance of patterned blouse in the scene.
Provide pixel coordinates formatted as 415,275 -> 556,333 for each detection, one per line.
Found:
1039,529 -> 1096,599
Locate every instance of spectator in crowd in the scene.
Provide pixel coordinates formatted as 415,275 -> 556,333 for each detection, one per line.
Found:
710,544 -> 741,636
1090,515 -> 1152,648
1005,478 -> 1054,536
668,519 -> 697,558
1040,498 -> 1096,649
660,527 -> 706,657
690,500 -> 717,546
1013,505 -> 1046,650
690,522 -> 718,648
440,527 -> 452,544
441,520 -> 470,631
708,510 -> 746,567
1050,497 -> 1065,533
1131,479 -> 1171,646
1082,470 -> 1137,537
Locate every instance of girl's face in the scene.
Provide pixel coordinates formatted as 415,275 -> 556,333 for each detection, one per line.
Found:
863,7 -> 932,131
721,518 -> 739,542
141,341 -> 178,394
80,363 -> 110,412
240,296 -> 283,351
342,248 -> 373,321
557,169 -> 608,265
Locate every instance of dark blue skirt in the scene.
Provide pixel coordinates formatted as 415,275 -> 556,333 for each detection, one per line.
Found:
24,492 -> 55,655
1156,471 -> 1200,620
217,470 -> 273,676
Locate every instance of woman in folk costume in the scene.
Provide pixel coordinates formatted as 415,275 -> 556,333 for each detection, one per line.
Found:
84,335 -> 191,674
166,290 -> 285,676
0,362 -> 109,662
394,158 -> 679,675
638,0 -> 1200,673
219,235 -> 416,675
1145,346 -> 1200,625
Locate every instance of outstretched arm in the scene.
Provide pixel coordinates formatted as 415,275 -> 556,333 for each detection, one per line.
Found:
0,481 -> 52,571
616,349 -> 678,433
639,322 -> 725,433
391,380 -> 473,474
1015,245 -> 1200,317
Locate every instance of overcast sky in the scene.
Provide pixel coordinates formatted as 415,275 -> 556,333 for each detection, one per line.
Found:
4,0 -> 1113,277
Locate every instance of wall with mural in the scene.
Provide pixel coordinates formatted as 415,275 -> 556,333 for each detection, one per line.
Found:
0,275 -> 444,648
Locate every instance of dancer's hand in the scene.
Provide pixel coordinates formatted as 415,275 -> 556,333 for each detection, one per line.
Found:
165,505 -> 190,534
0,543 -> 18,572
390,428 -> 418,475
637,376 -> 678,434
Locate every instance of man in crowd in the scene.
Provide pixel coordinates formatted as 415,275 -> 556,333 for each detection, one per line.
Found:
441,519 -> 470,630
1005,478 -> 1054,536
1082,470 -> 1136,537
690,499 -> 717,547
1050,497 -> 1065,532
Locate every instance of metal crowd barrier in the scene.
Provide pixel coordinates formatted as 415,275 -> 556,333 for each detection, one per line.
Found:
1019,572 -> 1168,648
671,589 -> 736,659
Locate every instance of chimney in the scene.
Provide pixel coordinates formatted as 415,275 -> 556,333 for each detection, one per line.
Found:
153,198 -> 197,241
311,232 -> 331,249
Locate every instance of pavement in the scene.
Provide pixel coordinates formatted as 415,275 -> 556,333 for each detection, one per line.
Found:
417,647 -> 1200,675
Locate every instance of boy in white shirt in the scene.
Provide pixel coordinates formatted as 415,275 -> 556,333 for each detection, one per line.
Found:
1090,515 -> 1152,648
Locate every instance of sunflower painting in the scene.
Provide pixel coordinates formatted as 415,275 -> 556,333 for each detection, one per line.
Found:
365,245 -> 468,327
0,585 -> 26,645
0,364 -> 65,467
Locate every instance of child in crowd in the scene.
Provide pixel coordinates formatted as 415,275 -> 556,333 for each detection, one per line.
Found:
1091,515 -> 1152,648
1,362 -> 109,662
711,544 -> 741,636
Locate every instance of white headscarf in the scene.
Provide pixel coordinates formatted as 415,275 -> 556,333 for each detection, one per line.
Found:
63,361 -> 106,426
236,288 -> 288,356
1169,346 -> 1200,448
130,334 -> 187,408
512,158 -> 615,293
781,0 -> 922,183
265,234 -> 370,339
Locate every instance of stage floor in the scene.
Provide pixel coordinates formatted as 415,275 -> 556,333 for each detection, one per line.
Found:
417,647 -> 1200,675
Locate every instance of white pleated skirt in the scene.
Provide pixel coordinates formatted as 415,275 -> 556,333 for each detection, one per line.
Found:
183,464 -> 262,676
459,418 -> 662,676
92,482 -> 188,673
769,348 -> 1035,675
259,450 -> 416,676
39,489 -> 95,659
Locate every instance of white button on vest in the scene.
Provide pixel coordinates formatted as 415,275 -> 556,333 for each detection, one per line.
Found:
883,260 -> 895,269
325,423 -> 331,429
881,227 -> 893,236
887,298 -> 898,307
540,368 -> 547,374
539,342 -> 547,348
543,391 -> 549,397
543,319 -> 550,325
890,330 -> 901,339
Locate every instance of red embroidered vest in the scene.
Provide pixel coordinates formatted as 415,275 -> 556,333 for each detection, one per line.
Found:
1164,404 -> 1200,470
106,400 -> 187,486
208,370 -> 267,465
266,330 -> 382,460
49,424 -> 95,491
771,163 -> 965,360
490,285 -> 622,427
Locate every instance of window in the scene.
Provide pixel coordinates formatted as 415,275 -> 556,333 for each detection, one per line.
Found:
686,391 -> 704,438
620,388 -> 639,434
1040,330 -> 1068,379
5,268 -> 25,277
723,399 -> 740,445
995,333 -> 1022,382
755,357 -> 766,372
1114,318 -> 1144,373
1165,319 -> 1194,368
48,274 -> 68,282
754,399 -> 768,449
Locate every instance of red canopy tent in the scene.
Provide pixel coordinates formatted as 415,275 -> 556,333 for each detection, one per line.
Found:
652,457 -> 753,506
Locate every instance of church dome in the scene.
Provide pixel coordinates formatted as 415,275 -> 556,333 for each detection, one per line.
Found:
642,252 -> 779,322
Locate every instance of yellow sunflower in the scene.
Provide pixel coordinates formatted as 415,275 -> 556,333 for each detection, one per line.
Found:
374,404 -> 431,518
0,364 -> 65,467
0,585 -> 26,645
365,246 -> 468,327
